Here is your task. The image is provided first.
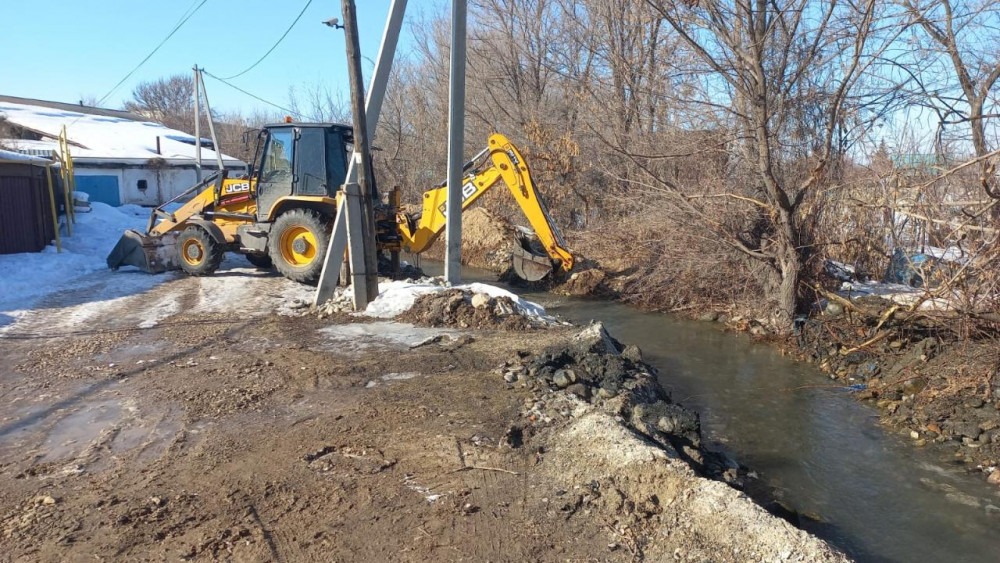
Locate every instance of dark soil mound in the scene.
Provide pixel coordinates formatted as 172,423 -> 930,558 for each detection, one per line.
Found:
397,289 -> 535,331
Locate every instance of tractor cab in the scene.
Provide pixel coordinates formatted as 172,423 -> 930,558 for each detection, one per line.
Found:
250,123 -> 353,221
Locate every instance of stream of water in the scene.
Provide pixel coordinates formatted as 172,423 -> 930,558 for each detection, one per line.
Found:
418,261 -> 1000,561
530,294 -> 1000,563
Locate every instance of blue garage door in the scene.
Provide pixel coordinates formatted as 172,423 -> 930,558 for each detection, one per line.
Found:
75,175 -> 120,207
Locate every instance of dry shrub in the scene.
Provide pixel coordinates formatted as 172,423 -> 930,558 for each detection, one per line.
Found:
576,200 -> 767,317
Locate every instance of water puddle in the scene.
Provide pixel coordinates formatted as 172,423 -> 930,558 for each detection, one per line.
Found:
94,341 -> 167,364
37,399 -> 122,463
1,382 -> 186,472
315,322 -> 460,355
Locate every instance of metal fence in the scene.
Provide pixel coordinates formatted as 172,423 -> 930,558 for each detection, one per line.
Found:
0,162 -> 58,254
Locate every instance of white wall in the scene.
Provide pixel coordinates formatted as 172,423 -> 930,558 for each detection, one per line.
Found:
122,168 -> 160,206
157,168 -> 201,202
77,164 -> 246,206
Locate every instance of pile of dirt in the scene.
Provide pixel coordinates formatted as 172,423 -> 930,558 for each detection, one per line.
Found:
552,267 -> 608,297
500,322 -> 744,486
423,207 -> 517,272
396,288 -> 538,331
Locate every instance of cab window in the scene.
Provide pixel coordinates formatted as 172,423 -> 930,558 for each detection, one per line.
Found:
260,129 -> 294,186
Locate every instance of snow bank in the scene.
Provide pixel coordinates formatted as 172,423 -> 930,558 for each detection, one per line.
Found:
0,101 -> 240,164
361,279 -> 554,321
0,202 -> 150,311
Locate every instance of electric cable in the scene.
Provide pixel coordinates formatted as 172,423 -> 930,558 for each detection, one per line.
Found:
201,70 -> 306,119
95,0 -> 210,106
218,0 -> 314,80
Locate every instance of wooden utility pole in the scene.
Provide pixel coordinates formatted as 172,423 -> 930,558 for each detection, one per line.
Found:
314,0 -> 408,307
342,0 -> 379,303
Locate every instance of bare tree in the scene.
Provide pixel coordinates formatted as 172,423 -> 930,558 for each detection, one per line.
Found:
899,0 -> 1000,202
631,0 -> 882,330
124,74 -> 196,132
287,84 -> 352,123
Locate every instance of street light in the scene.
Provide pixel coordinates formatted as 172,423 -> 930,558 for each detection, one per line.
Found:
322,17 -> 344,29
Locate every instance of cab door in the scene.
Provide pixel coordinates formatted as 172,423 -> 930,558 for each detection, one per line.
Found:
255,127 -> 296,221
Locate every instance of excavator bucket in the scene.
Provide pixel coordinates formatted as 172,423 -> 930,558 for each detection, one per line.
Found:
511,243 -> 554,282
106,230 -> 179,274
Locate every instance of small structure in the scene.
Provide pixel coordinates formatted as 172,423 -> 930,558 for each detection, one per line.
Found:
0,150 -> 59,254
0,95 -> 244,207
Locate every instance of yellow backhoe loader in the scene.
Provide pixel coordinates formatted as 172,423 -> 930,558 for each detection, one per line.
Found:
107,122 -> 573,283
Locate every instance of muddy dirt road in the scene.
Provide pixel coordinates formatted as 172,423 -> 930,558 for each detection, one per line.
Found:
0,263 -> 843,561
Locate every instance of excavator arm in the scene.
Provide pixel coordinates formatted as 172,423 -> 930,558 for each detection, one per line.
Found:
397,133 -> 574,276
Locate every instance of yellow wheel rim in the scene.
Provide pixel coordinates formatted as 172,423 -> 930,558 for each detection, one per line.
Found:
279,226 -> 318,266
181,238 -> 205,266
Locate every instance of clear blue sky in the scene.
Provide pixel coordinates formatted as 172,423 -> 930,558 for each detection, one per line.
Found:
0,0 -> 427,115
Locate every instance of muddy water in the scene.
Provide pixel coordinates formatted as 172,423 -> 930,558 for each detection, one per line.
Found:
417,259 -> 999,561
522,295 -> 1000,563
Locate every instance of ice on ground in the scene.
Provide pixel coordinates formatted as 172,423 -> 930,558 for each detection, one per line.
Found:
361,279 -> 553,321
317,322 -> 460,355
365,372 -> 423,388
187,254 -> 316,316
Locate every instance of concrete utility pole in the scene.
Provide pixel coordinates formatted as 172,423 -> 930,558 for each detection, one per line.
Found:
444,0 -> 468,285
195,69 -> 225,174
193,65 -> 202,182
314,0 -> 408,307
342,0 -> 379,304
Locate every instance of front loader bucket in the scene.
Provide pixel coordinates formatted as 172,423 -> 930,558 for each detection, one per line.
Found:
511,244 -> 554,282
106,230 -> 179,274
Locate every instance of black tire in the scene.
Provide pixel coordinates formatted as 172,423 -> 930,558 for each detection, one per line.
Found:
244,252 -> 273,269
268,209 -> 330,284
177,226 -> 224,276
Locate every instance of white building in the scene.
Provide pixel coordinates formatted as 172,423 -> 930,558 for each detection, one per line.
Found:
0,95 -> 245,206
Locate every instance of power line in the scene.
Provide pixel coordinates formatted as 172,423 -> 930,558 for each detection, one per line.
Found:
95,0 -> 210,106
218,0 -> 314,80
201,70 -> 305,119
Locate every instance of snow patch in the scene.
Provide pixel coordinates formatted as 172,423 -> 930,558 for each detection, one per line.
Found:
187,255 -> 315,316
0,202 -> 166,326
360,279 -> 553,321
382,372 -> 420,381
